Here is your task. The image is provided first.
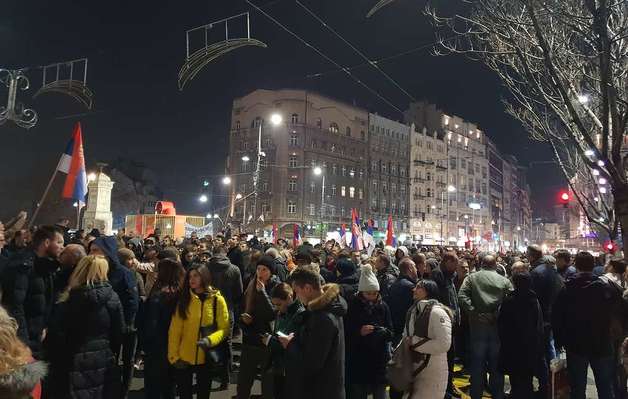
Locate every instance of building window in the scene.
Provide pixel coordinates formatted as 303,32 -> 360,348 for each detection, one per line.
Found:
400,167 -> 406,177
288,201 -> 297,214
341,207 -> 345,217
349,186 -> 355,198
310,181 -> 316,193
288,156 -> 298,168
288,180 -> 297,192
261,202 -> 270,213
349,168 -> 355,178
289,134 -> 298,146
331,185 -> 337,196
382,163 -> 387,174
332,164 -> 337,175
358,188 -> 363,199
309,203 -> 315,216
342,165 -> 347,177
316,118 -> 322,129
341,186 -> 346,197
345,126 -> 351,136
329,122 -> 339,134
253,117 -> 262,128
235,121 -> 241,130
311,139 -> 317,149
291,114 -> 299,124
361,130 -> 365,140
426,172 -> 432,181
427,188 -> 432,197
262,181 -> 269,191
391,183 -> 397,194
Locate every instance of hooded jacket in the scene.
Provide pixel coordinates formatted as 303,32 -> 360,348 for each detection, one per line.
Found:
285,284 -> 348,399
0,361 -> 47,399
92,236 -> 139,328
1,250 -> 59,356
530,258 -> 564,324
552,272 -> 620,357
46,282 -> 125,399
208,254 -> 243,312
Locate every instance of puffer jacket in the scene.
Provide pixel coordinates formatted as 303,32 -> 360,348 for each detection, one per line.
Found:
208,254 -> 243,312
1,251 -> 58,357
46,282 -> 125,399
0,361 -> 47,399
168,289 -> 229,365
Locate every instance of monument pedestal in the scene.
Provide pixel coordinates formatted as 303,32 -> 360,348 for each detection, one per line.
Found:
82,172 -> 114,235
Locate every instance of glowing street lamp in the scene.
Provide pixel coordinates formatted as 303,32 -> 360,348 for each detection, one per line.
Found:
87,172 -> 97,182
222,176 -> 232,185
242,155 -> 250,162
213,214 -> 220,219
313,166 -> 323,176
447,185 -> 456,193
270,113 -> 283,126
199,194 -> 208,203
577,94 -> 589,104
599,178 -> 607,185
235,193 -> 243,200
584,149 -> 595,157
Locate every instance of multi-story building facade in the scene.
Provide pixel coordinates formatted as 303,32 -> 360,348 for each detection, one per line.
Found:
227,89 -> 368,236
367,113 -> 410,234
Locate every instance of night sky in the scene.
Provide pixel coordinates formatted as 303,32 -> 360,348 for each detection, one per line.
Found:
0,0 -> 564,222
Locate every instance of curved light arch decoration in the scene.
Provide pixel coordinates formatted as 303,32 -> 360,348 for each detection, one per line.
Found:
34,58 -> 94,110
366,0 -> 398,18
0,69 -> 38,129
178,12 -> 267,90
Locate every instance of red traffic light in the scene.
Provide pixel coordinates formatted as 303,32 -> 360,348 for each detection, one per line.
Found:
560,192 -> 570,202
603,241 -> 617,253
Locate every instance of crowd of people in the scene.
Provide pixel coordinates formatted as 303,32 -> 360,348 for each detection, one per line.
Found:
0,218 -> 627,399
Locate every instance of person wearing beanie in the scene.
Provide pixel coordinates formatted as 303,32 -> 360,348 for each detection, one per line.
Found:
344,265 -> 393,399
117,248 -> 147,303
337,257 -> 359,300
236,255 -> 280,399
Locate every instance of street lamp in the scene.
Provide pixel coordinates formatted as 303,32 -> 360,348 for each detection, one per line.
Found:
252,112 -> 283,229
199,194 -> 208,203
235,193 -> 243,200
313,166 -> 325,241
87,172 -> 97,182
242,155 -> 250,162
447,185 -> 457,192
270,113 -> 283,126
584,149 -> 595,157
222,176 -> 232,185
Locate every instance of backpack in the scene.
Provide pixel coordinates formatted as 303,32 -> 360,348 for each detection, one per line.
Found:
385,301 -> 434,392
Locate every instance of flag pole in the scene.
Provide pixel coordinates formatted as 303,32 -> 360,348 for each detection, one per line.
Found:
28,169 -> 60,228
76,203 -> 82,230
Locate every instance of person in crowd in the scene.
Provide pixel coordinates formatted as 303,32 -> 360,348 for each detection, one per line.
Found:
4,229 -> 29,259
554,249 -> 576,281
553,251 -> 621,399
227,238 -> 245,276
430,251 -> 461,398
46,255 -> 125,399
1,226 -> 64,358
345,264 -> 393,399
237,255 -> 279,399
0,305 -> 47,399
458,255 -> 513,399
168,264 -> 229,399
394,246 -> 409,266
136,247 -> 159,294
510,261 -> 529,275
279,268 -> 347,399
403,279 -> 453,399
118,248 -> 147,302
411,252 -> 429,280
266,283 -> 305,399
207,245 -> 243,390
336,256 -> 360,300
89,236 -> 139,399
373,254 -> 397,301
54,243 -> 87,300
181,246 -> 197,270
264,247 -> 289,282
387,257 -> 418,343
497,272 -> 544,399
143,258 -> 185,399
528,244 -> 563,395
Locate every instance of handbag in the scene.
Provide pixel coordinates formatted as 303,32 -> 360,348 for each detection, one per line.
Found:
385,301 -> 433,392
198,295 -> 229,367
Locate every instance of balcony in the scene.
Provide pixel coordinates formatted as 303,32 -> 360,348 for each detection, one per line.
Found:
413,159 -> 434,166
436,164 -> 447,170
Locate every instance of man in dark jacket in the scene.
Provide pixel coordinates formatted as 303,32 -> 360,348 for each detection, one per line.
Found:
374,254 -> 397,302
552,251 -> 619,399
227,237 -> 245,276
54,244 -> 87,301
1,225 -> 63,358
554,249 -> 577,281
265,247 -> 289,282
387,257 -> 418,341
336,257 -> 359,300
90,236 -> 139,399
281,268 -> 347,399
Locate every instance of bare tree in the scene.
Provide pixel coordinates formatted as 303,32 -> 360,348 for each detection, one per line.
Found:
422,0 -> 628,251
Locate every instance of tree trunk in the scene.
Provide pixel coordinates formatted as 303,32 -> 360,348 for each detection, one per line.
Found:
613,185 -> 628,258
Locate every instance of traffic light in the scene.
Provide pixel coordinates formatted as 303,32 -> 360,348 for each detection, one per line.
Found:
559,191 -> 570,208
603,241 -> 617,254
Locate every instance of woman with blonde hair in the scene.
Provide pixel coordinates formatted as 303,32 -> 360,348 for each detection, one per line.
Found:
0,305 -> 47,399
46,255 -> 125,399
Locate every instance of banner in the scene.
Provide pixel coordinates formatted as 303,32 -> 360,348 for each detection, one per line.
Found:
184,222 -> 214,238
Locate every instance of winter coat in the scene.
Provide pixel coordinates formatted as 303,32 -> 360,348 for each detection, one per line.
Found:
337,273 -> 359,301
208,254 -> 243,312
0,361 -> 47,399
530,260 -> 564,324
1,251 -> 58,357
46,282 -> 125,399
497,289 -> 544,374
92,237 -> 139,329
387,275 -> 417,338
272,257 -> 289,282
241,276 -> 279,347
376,265 -> 397,302
344,293 -> 393,384
430,265 -> 460,324
458,268 -> 513,326
227,245 -> 245,275
268,300 -> 306,375
285,284 -> 348,399
168,289 -> 229,365
552,272 -> 621,357
404,300 -> 452,399
142,289 -> 178,361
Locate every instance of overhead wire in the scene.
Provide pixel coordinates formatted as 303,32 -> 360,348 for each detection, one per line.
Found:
295,0 -> 416,102
245,0 -> 404,114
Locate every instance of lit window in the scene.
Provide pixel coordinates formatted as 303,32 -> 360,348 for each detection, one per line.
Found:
289,134 -> 298,146
288,201 -> 297,214
291,114 -> 299,124
310,181 -> 316,193
331,185 -> 337,196
288,156 -> 298,168
235,121 -> 241,130
316,118 -> 322,128
309,203 -> 316,216
329,123 -> 339,133
358,188 -> 363,199
341,186 -> 346,197
288,180 -> 297,192
349,187 -> 355,198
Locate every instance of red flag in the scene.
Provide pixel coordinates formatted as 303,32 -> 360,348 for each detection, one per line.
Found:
293,224 -> 301,248
386,215 -> 394,246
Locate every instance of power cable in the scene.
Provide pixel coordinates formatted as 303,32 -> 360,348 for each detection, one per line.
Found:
295,0 -> 416,102
245,0 -> 403,114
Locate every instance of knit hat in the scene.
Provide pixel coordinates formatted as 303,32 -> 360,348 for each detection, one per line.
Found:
257,255 -> 277,275
336,258 -> 356,277
397,246 -> 409,257
117,248 -> 135,264
358,264 -> 380,292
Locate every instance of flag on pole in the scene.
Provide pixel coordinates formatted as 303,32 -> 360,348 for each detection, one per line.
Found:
59,122 -> 88,205
363,218 -> 375,255
351,209 -> 363,251
272,223 -> 278,244
293,224 -> 301,248
386,215 -> 394,246
339,223 -> 346,247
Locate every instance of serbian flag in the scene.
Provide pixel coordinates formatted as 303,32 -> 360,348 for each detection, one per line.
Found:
339,223 -> 347,247
58,123 -> 88,204
272,223 -> 278,244
351,209 -> 363,251
292,224 -> 301,248
385,214 -> 394,246
363,218 -> 375,255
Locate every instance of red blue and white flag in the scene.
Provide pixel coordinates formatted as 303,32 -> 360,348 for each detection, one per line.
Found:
351,209 -> 363,251
272,223 -> 278,244
292,224 -> 301,248
58,122 -> 88,205
363,218 -> 375,255
339,223 -> 347,247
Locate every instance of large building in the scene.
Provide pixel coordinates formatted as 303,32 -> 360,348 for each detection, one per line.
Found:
227,89 -> 368,236
367,113 -> 410,234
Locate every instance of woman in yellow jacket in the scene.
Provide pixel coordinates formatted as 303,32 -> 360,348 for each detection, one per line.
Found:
168,264 -> 229,399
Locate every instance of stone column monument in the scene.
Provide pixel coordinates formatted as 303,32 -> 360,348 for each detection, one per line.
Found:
82,164 -> 115,235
